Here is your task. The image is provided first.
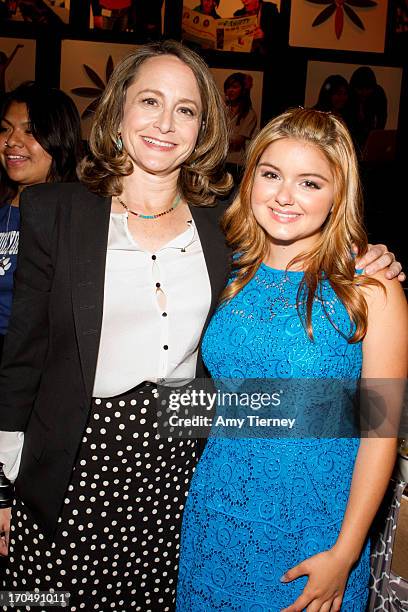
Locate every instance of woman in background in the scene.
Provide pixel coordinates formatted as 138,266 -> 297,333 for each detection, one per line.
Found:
0,81 -> 81,553
0,81 -> 82,358
224,71 -> 258,183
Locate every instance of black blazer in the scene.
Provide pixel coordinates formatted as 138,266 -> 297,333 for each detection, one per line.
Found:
0,182 -> 231,537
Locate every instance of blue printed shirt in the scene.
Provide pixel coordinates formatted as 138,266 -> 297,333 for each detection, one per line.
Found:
0,203 -> 20,335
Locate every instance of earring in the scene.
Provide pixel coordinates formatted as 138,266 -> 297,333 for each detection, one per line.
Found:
4,141 -> 9,148
116,134 -> 123,152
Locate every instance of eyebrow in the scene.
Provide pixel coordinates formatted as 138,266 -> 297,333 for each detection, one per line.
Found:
258,162 -> 330,182
1,117 -> 30,127
135,89 -> 201,109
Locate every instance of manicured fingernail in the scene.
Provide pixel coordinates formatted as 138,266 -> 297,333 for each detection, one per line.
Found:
280,574 -> 287,583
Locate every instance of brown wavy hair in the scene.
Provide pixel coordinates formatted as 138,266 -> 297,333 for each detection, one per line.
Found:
79,40 -> 233,205
222,107 -> 381,342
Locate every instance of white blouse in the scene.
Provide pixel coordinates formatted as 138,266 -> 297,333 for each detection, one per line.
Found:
0,213 -> 212,481
93,212 -> 211,396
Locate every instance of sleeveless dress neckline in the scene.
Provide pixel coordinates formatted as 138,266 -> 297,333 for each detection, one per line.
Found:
176,265 -> 369,611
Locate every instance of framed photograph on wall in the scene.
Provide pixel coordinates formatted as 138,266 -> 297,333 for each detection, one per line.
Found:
0,0 -> 70,27
289,0 -> 389,53
305,60 -> 403,160
0,36 -> 36,94
182,0 -> 280,54
210,67 -> 263,168
183,0 -> 280,20
60,39 -> 140,138
89,0 -> 165,37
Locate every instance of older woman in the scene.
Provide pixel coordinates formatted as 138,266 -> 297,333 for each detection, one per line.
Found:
0,40 -> 232,611
0,42 -> 403,611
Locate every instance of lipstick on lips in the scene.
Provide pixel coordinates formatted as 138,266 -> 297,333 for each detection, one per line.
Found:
269,207 -> 301,224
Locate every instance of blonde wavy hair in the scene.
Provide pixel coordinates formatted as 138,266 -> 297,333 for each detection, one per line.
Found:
222,107 -> 380,342
79,40 -> 233,205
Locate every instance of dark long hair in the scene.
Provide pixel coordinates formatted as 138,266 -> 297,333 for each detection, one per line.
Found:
0,81 -> 82,204
314,74 -> 349,113
224,72 -> 253,126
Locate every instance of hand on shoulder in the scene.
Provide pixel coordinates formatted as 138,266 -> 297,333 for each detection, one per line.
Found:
361,270 -> 408,379
354,243 -> 405,282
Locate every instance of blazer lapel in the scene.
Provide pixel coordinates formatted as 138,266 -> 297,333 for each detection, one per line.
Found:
70,196 -> 231,398
190,203 -> 231,332
70,188 -> 111,401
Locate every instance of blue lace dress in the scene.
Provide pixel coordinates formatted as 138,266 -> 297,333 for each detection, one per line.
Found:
176,264 -> 370,611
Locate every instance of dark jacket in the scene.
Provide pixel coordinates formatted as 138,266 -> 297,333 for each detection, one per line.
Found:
0,181 -> 231,537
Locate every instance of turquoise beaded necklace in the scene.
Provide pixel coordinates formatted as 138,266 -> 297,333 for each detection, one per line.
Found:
117,194 -> 181,220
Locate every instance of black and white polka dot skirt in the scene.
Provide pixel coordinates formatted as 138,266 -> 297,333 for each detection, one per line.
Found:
4,384 -> 200,611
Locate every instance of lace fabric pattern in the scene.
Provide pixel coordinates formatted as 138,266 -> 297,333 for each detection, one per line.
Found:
176,265 -> 369,611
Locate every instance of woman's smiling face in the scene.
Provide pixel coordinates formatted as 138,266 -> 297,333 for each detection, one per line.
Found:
119,55 -> 203,178
0,101 -> 52,187
251,137 -> 335,255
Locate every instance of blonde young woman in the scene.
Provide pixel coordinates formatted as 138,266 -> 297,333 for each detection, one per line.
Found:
176,108 -> 408,611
